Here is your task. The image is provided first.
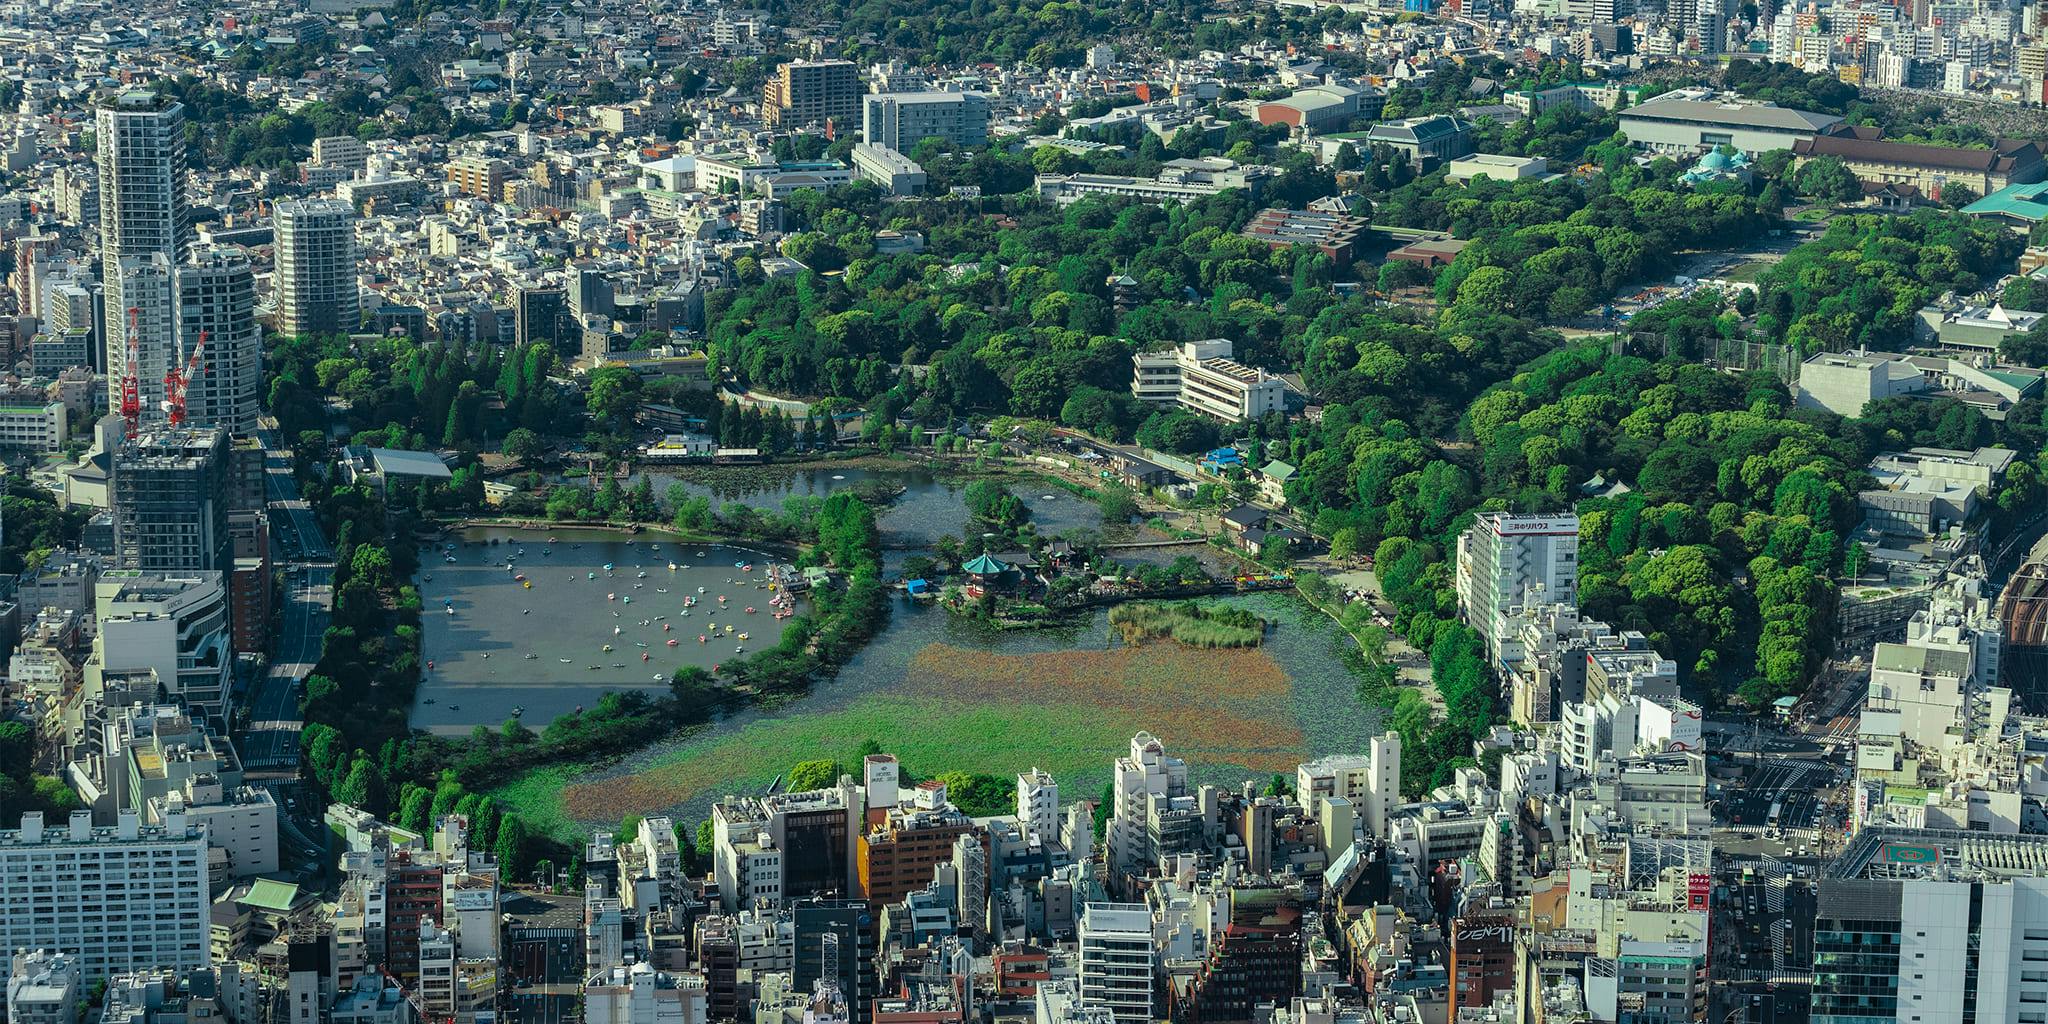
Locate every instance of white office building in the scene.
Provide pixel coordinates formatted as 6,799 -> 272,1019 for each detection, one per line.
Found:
89,572 -> 233,717
1455,512 -> 1581,668
0,398 -> 67,452
1130,339 -> 1290,422
1815,829 -> 2048,1024
96,91 -> 190,422
1295,733 -> 1402,839
175,246 -> 260,433
1077,903 -> 1156,1024
273,199 -> 360,339
0,811 -> 209,992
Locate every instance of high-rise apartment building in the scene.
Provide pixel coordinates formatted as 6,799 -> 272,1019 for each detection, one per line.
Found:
1455,511 -> 1580,668
861,91 -> 991,152
1017,768 -> 1059,844
763,60 -> 863,129
273,199 -> 360,339
0,810 -> 210,993
175,246 -> 260,433
1077,903 -> 1156,1024
111,427 -> 230,578
96,91 -> 190,421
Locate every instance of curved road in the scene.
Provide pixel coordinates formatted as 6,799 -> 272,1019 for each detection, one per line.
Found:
241,423 -> 334,773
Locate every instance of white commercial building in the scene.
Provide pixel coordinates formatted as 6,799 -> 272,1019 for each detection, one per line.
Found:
0,811 -> 210,992
584,961 -> 708,1024
89,572 -> 233,717
1077,903 -> 1156,1024
1294,733 -> 1402,839
1130,339 -> 1289,422
1455,512 -> 1580,669
0,398 -> 67,452
273,199 -> 360,339
1814,829 -> 2048,1024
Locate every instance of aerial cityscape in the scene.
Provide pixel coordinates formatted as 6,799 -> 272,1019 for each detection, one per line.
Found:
7,0 -> 2048,1021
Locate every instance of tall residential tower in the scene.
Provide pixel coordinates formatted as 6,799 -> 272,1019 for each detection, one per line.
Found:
273,198 -> 360,339
96,91 -> 191,419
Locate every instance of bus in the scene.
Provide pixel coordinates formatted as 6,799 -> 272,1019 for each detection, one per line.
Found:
1767,800 -> 1784,828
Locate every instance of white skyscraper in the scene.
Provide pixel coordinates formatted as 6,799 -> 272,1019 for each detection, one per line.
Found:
273,198 -> 360,339
175,246 -> 260,433
1456,511 -> 1580,669
0,811 -> 209,992
96,91 -> 190,420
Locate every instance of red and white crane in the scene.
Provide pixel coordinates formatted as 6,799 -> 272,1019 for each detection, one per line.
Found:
163,328 -> 208,427
118,306 -> 142,439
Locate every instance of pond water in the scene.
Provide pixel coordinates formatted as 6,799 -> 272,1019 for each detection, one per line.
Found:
414,528 -> 807,736
454,465 -> 1380,832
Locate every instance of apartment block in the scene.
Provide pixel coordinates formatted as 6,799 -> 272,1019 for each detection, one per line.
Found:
0,811 -> 210,992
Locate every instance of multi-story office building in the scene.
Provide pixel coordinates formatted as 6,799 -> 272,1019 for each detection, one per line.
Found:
1130,339 -> 1290,422
857,786 -> 980,908
0,811 -> 210,992
711,780 -> 861,912
111,427 -> 230,578
175,246 -> 260,433
96,91 -> 191,421
763,60 -> 863,129
792,899 -> 876,1024
273,199 -> 359,339
1456,512 -> 1580,669
91,573 -> 234,717
1815,828 -> 2048,1024
1294,734 -> 1401,839
0,395 -> 67,453
1077,903 -> 1155,1024
862,91 -> 990,151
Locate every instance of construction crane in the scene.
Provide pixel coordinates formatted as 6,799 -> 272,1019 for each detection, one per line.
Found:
163,329 -> 208,427
118,306 -> 142,439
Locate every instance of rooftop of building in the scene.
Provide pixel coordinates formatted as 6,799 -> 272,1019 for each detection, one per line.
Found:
1620,92 -> 1842,132
1828,826 -> 2048,883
